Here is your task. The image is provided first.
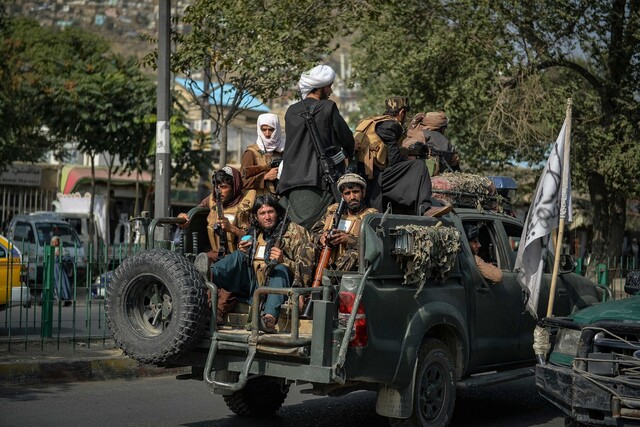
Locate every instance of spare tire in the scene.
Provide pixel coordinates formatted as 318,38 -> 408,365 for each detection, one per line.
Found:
105,248 -> 208,364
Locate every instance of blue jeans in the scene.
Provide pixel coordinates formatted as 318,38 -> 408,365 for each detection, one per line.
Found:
211,251 -> 292,318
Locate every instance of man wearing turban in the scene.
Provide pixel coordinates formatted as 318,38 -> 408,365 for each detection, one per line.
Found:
279,65 -> 355,229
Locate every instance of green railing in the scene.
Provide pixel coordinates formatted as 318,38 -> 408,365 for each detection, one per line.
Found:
0,241 -> 144,352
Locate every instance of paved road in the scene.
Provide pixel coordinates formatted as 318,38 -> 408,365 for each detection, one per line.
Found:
0,375 -> 564,427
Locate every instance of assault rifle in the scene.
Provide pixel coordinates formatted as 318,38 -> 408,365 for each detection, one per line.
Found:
212,177 -> 229,259
400,143 -> 458,173
263,205 -> 291,281
243,158 -> 283,179
302,198 -> 347,319
299,98 -> 343,202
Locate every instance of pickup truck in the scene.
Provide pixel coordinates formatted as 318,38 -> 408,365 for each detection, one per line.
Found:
105,200 -> 604,426
536,271 -> 640,427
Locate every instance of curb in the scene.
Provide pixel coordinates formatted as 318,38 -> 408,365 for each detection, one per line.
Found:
0,359 -> 189,385
0,338 -> 189,385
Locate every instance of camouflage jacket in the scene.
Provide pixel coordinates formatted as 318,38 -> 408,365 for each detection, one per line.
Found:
311,204 -> 378,271
252,221 -> 316,287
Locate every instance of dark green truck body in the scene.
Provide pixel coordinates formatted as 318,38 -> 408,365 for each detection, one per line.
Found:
106,207 -> 603,425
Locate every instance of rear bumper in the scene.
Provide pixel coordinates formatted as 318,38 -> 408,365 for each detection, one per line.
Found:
536,363 -> 640,426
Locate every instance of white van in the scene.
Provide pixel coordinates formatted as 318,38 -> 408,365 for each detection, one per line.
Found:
6,213 -> 87,288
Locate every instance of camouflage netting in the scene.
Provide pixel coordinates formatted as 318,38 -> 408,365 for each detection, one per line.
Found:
394,224 -> 461,289
431,172 -> 503,212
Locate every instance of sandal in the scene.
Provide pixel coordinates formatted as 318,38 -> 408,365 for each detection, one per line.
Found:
260,314 -> 277,334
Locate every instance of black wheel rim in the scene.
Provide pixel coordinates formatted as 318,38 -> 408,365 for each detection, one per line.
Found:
418,361 -> 446,421
124,275 -> 173,337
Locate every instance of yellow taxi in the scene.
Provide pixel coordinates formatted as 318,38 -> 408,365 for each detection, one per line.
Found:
0,235 -> 30,310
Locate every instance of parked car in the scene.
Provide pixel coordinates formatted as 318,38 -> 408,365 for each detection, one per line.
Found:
6,213 -> 87,288
536,271 -> 640,426
0,235 -> 31,310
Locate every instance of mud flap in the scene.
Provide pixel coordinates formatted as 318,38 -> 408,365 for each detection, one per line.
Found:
375,361 -> 417,418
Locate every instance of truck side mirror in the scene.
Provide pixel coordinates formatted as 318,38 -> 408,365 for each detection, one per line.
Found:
558,254 -> 575,274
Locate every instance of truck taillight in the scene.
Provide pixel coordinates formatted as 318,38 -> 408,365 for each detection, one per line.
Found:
338,291 -> 368,348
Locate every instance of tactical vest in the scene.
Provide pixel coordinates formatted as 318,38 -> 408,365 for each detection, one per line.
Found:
245,144 -> 282,196
207,190 -> 256,253
322,203 -> 378,262
354,115 -> 394,179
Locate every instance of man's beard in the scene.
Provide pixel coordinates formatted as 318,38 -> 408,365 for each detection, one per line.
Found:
348,200 -> 364,214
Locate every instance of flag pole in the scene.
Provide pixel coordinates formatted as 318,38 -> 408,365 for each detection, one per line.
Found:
545,98 -> 572,318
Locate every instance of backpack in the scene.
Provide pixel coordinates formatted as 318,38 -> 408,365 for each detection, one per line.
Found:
353,115 -> 393,179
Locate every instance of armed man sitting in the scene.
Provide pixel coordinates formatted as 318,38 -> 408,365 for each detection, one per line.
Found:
200,195 -> 315,333
311,173 -> 378,273
179,166 -> 256,263
180,166 -> 256,322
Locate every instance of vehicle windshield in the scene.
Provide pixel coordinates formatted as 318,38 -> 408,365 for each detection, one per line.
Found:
0,240 -> 21,259
35,223 -> 82,248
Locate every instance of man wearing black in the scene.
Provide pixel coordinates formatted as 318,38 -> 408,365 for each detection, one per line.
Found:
364,97 -> 447,216
279,64 -> 355,229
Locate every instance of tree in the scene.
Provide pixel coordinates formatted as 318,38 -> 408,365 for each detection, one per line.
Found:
148,0 -> 359,166
351,0 -> 640,263
0,16 -> 70,168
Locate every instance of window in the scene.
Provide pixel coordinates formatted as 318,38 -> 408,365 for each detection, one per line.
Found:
13,223 -> 35,244
463,221 -> 504,270
35,223 -> 82,248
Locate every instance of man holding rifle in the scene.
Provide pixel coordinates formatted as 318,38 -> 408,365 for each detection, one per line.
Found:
279,64 -> 355,229
403,111 -> 460,176
311,173 -> 378,273
180,167 -> 256,323
205,195 -> 315,333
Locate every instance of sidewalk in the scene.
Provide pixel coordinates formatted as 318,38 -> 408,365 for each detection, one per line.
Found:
0,337 -> 189,385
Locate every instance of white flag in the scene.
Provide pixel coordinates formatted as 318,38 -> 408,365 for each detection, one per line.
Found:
515,119 -> 572,319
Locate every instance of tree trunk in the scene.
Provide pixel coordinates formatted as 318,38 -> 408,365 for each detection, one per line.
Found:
588,171 -> 626,268
220,121 -> 228,167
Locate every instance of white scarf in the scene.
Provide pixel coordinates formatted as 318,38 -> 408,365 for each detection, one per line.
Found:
256,113 -> 284,153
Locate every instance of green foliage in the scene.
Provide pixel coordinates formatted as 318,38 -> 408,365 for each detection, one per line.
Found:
352,0 -> 639,256
147,0 -> 359,164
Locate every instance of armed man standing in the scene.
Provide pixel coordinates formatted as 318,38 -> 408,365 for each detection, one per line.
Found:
354,97 -> 450,217
204,195 -> 316,333
278,64 -> 355,229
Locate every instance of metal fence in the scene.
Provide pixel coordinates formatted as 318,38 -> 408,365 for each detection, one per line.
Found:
0,242 -> 143,352
1,248 -> 638,353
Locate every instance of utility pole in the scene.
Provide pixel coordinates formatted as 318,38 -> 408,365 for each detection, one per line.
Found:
155,0 -> 171,239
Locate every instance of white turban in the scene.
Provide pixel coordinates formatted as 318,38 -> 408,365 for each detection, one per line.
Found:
298,65 -> 336,99
256,113 -> 284,153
